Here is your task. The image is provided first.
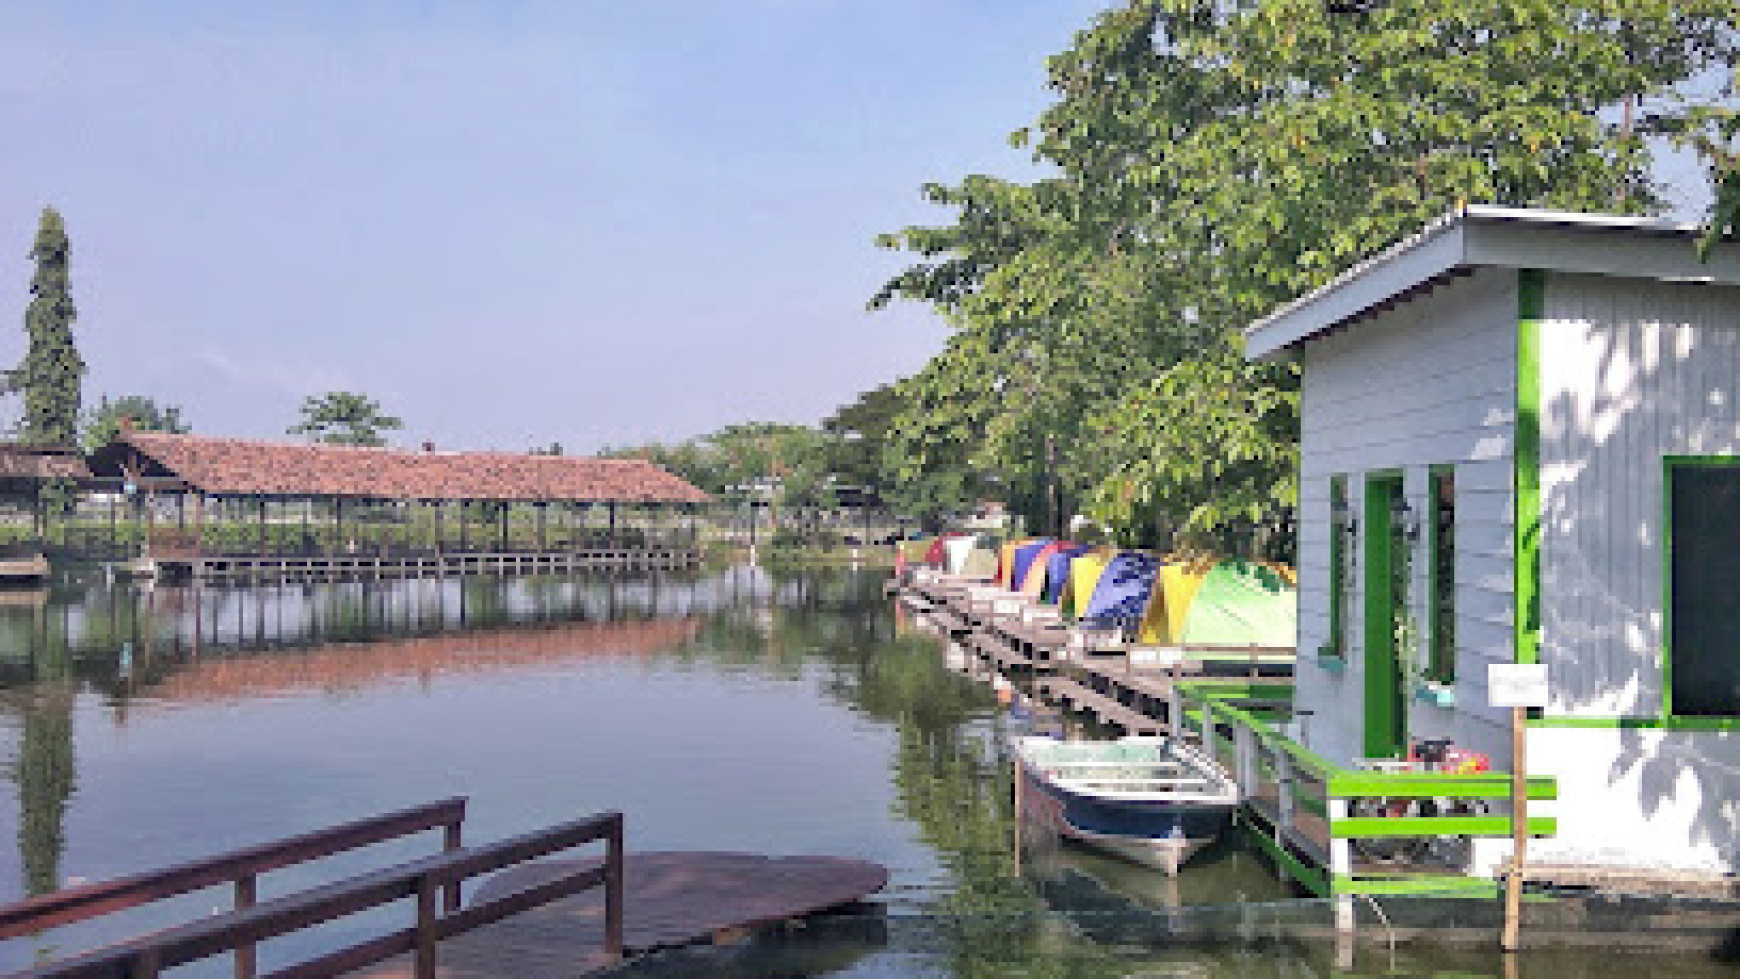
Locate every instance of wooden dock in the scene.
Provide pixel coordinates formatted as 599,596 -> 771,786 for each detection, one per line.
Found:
119,547 -> 701,583
361,852 -> 888,978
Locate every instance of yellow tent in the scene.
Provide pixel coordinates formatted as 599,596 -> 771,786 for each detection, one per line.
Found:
1061,549 -> 1115,619
997,540 -> 1032,590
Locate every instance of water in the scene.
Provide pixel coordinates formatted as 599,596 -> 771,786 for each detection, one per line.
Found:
0,566 -> 1730,976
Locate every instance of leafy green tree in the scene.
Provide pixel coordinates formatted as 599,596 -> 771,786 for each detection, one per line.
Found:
875,0 -> 1734,551
287,392 -> 403,446
20,207 -> 83,448
81,394 -> 190,451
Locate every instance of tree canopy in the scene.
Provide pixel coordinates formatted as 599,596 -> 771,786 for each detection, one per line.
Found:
82,394 -> 191,451
20,207 -> 84,449
874,0 -> 1735,554
287,392 -> 404,447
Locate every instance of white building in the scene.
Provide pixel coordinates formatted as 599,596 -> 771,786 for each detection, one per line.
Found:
1246,205 -> 1740,874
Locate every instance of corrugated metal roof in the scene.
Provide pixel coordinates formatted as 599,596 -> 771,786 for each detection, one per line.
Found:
1244,205 -> 1740,362
107,433 -> 710,503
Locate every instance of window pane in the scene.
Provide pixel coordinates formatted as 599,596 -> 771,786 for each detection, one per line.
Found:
1670,464 -> 1740,717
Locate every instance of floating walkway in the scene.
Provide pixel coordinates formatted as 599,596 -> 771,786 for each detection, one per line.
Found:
118,547 -> 701,583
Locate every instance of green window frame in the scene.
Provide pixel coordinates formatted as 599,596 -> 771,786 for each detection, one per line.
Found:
1664,456 -> 1740,720
1426,466 -> 1455,684
1325,474 -> 1349,659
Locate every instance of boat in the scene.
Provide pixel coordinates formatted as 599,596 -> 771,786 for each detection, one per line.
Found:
1012,735 -> 1239,874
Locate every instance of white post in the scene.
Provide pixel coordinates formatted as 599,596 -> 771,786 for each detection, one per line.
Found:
1234,725 -> 1256,795
1329,797 -> 1354,934
1276,750 -> 1295,836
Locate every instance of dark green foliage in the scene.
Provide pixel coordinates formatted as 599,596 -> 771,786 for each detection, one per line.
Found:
287,392 -> 404,446
874,0 -> 1735,549
20,207 -> 83,449
82,394 -> 191,451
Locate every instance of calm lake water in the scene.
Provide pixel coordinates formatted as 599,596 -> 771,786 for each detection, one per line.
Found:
0,565 -> 1730,977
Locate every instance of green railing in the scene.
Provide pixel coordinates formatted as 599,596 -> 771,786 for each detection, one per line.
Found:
1176,683 -> 1556,899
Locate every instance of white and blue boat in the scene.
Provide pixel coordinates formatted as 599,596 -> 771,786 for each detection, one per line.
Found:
1013,735 -> 1239,875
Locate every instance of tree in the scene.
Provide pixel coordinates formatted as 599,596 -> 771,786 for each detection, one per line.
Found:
874,0 -> 1734,550
20,207 -> 83,447
81,394 -> 190,451
287,392 -> 403,447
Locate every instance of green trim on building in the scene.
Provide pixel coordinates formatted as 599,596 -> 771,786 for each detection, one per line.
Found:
1660,455 -> 1740,721
1326,474 -> 1347,659
1427,464 -> 1455,684
1327,773 -> 1556,800
1515,268 -> 1544,666
1363,472 -> 1405,758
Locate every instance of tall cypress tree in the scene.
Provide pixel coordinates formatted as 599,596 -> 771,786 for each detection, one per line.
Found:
22,207 -> 83,447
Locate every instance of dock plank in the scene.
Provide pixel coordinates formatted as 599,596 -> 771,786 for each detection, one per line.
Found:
360,852 -> 886,978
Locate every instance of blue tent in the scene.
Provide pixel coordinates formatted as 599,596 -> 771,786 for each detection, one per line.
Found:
1079,551 -> 1164,628
1042,545 -> 1092,605
1010,539 -> 1052,593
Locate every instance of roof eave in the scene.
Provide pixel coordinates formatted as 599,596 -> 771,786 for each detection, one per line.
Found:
1243,206 -> 1740,362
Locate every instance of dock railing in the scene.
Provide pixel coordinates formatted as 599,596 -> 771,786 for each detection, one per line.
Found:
10,811 -> 625,979
1178,686 -> 1556,903
0,798 -> 469,969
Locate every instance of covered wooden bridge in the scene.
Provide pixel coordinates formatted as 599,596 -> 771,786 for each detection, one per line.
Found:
85,433 -> 711,580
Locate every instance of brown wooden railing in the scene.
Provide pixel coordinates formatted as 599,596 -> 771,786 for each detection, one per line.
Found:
0,798 -> 468,976
10,811 -> 625,979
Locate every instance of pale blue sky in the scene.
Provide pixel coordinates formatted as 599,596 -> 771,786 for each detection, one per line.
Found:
0,4 -> 1719,454
0,1 -> 1109,451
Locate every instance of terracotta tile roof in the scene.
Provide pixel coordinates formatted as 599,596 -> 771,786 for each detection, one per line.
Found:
111,433 -> 710,503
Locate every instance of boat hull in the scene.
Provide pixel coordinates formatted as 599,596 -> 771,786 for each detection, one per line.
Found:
1019,765 -> 1232,874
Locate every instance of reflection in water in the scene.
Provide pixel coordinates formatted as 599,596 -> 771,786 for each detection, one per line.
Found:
0,568 -> 1723,977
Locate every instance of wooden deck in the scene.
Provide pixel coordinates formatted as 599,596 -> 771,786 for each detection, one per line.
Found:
122,547 -> 701,583
359,852 -> 888,978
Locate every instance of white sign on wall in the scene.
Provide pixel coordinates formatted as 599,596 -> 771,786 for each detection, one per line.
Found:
1488,663 -> 1549,708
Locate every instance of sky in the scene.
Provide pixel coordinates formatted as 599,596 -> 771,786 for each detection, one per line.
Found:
0,1 -> 1111,453
0,5 -> 1722,456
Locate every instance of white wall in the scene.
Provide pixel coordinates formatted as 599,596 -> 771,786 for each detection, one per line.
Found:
1296,267 -> 1517,767
1530,272 -> 1740,872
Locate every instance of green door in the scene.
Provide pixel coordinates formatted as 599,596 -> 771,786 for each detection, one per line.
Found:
1363,473 -> 1407,758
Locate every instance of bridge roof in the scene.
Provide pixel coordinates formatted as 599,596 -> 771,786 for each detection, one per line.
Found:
90,432 -> 710,504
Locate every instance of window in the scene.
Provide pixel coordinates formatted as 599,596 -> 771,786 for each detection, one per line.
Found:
1326,475 -> 1349,657
1427,467 -> 1455,684
1668,459 -> 1740,717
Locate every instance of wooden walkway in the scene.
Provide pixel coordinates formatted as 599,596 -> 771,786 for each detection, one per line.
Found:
126,547 -> 701,583
360,852 -> 888,978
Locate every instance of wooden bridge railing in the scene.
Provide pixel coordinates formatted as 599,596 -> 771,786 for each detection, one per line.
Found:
10,811 -> 625,979
0,798 -> 469,976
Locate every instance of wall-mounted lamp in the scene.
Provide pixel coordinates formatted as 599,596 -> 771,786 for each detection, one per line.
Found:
1391,494 -> 1421,543
1330,496 -> 1358,537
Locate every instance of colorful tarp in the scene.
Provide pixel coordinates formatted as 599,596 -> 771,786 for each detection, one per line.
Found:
1010,540 -> 1053,594
1041,545 -> 1092,604
997,540 -> 1035,590
943,534 -> 982,575
1080,551 -> 1164,627
1018,541 -> 1073,597
922,534 -> 958,566
1061,549 -> 1114,618
962,545 -> 999,579
1133,557 -> 1297,646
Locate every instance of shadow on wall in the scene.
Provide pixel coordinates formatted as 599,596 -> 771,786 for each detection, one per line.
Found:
1537,275 -> 1740,863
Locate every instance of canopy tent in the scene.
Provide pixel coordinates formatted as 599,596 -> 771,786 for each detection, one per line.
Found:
1009,540 -> 1053,595
1017,541 -> 1074,597
944,534 -> 982,575
1133,558 -> 1297,647
962,545 -> 999,579
922,534 -> 959,566
997,540 -> 1034,590
1079,551 -> 1165,628
1060,549 -> 1115,618
895,539 -> 931,575
1041,545 -> 1093,604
